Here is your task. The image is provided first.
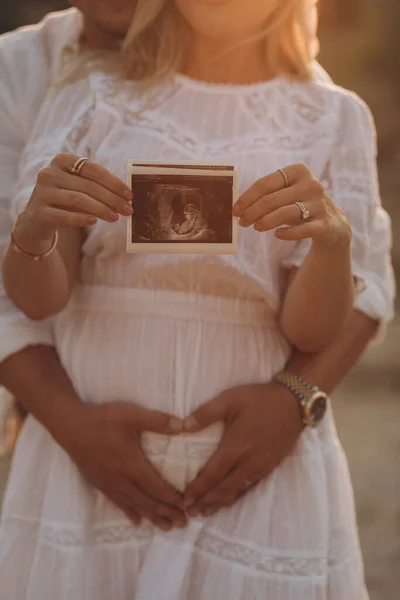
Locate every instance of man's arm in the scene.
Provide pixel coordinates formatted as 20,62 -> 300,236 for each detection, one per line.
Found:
182,204 -> 395,514
182,307 -> 382,514
287,204 -> 395,386
0,346 -> 83,449
286,309 -> 379,392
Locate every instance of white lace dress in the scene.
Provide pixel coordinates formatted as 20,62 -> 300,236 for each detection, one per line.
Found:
0,69 -> 378,599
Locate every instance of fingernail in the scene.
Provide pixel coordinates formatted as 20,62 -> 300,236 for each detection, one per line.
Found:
183,416 -> 199,432
184,497 -> 195,508
177,498 -> 186,511
176,520 -> 187,529
109,211 -> 119,221
87,216 -> 97,225
122,203 -> 133,216
232,204 -> 242,217
124,190 -> 133,201
188,507 -> 200,518
239,218 -> 250,228
254,223 -> 261,232
168,418 -> 183,434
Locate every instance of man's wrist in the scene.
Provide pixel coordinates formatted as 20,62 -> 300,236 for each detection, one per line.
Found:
261,381 -> 305,430
273,372 -> 329,428
44,397 -> 87,450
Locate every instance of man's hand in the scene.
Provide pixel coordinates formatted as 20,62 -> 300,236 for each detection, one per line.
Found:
183,382 -> 304,516
58,402 -> 187,531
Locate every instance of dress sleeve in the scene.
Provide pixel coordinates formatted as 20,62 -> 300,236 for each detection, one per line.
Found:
283,91 -> 395,332
0,36 -> 54,368
354,207 -> 396,341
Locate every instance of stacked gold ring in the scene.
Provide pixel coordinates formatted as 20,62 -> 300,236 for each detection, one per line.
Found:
69,157 -> 89,176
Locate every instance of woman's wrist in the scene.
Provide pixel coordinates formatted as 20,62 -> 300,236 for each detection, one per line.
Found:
311,220 -> 352,252
12,212 -> 56,256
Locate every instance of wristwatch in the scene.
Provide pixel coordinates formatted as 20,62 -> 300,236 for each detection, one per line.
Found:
273,371 -> 328,428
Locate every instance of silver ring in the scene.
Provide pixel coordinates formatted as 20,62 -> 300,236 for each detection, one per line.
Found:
295,201 -> 311,220
277,168 -> 289,189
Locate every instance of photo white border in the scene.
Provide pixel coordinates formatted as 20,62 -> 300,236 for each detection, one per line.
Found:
126,161 -> 239,255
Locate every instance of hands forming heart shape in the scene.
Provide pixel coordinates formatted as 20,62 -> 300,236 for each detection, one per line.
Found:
61,382 -> 304,531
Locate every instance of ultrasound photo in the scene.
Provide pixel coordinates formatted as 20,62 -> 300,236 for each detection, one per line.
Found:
126,163 -> 238,254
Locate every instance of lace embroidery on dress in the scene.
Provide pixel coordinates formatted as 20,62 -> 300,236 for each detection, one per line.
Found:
241,83 -> 337,152
17,105 -> 95,169
62,105 -> 95,158
89,75 -> 340,156
322,151 -> 376,201
2,516 -> 327,578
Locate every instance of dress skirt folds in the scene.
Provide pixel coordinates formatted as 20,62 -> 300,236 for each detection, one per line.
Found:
0,286 -> 368,600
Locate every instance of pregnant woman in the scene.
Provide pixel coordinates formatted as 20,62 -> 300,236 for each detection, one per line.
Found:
0,1 -> 382,598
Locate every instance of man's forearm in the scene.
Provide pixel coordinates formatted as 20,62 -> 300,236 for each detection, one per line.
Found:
0,345 -> 84,446
286,309 -> 379,394
0,309 -> 380,449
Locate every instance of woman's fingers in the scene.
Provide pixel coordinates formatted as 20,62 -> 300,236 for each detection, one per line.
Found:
54,189 -> 121,223
37,191 -> 117,226
254,202 -> 316,232
238,179 -> 321,229
238,187 -> 296,227
39,162 -> 133,218
233,163 -> 313,217
275,219 -> 326,241
59,170 -> 133,217
51,153 -> 132,201
37,206 -> 98,228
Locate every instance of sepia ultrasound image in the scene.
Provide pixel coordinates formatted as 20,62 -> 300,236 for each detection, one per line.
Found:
131,174 -> 234,244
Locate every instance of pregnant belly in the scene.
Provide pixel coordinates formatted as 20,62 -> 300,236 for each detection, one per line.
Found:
54,286 -> 288,489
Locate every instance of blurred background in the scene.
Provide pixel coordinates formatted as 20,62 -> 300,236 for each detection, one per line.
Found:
0,1 -> 399,599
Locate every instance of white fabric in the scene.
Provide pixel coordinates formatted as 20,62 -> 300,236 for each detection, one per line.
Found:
0,8 -> 394,369
0,8 -> 80,365
0,8 -> 395,600
7,65 -> 395,314
1,287 -> 368,600
0,9 -> 81,447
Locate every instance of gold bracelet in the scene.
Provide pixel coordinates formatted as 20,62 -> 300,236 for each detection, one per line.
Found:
10,228 -> 59,261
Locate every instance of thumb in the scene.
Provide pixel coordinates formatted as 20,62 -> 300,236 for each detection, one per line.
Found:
128,405 -> 183,435
183,394 -> 232,433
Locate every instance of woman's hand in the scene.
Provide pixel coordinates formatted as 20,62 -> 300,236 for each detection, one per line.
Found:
182,383 -> 304,517
233,163 -> 351,248
60,402 -> 187,531
14,153 -> 133,252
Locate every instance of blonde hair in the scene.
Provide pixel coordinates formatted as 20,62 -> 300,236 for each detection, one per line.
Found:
58,0 -> 319,88
121,0 -> 320,83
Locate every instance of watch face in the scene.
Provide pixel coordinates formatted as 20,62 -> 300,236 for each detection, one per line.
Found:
308,393 -> 328,427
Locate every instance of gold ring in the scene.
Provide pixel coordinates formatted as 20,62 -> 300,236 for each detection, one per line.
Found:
69,157 -> 88,177
295,201 -> 311,220
277,168 -> 289,189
